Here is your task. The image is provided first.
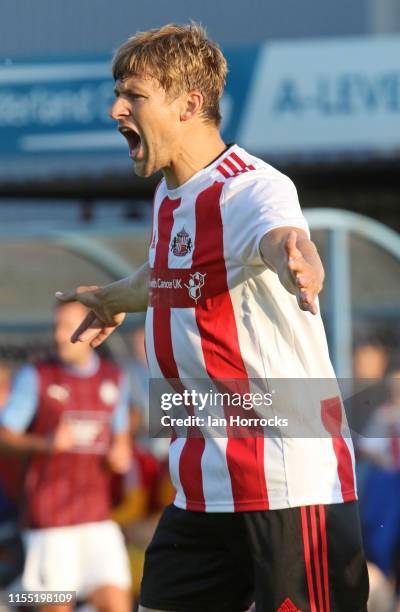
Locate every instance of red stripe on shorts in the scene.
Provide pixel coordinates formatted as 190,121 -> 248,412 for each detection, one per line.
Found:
310,505 -> 324,612
300,506 -> 317,612
319,505 -> 331,612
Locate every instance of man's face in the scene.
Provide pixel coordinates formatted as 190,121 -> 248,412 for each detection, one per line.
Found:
54,303 -> 93,366
353,344 -> 388,379
110,74 -> 183,177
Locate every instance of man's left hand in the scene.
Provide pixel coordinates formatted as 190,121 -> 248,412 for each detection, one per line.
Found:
285,230 -> 323,315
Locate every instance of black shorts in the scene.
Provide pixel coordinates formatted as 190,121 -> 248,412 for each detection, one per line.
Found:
140,501 -> 369,612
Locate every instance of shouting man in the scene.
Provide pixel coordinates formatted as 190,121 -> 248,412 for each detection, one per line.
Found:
57,24 -> 368,612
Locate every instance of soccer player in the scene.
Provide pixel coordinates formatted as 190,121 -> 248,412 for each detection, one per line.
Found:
0,302 -> 131,612
56,24 -> 369,612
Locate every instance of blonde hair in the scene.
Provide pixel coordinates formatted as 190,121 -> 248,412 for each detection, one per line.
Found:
112,23 -> 227,125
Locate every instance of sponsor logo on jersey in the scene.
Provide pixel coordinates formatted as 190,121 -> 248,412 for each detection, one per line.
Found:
170,226 -> 192,257
62,410 -> 110,452
47,384 -> 69,402
149,277 -> 183,289
99,380 -> 119,405
148,269 -> 209,306
185,272 -> 207,303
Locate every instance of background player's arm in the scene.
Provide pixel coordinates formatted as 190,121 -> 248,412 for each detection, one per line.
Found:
0,365 -> 75,455
56,262 -> 149,347
260,228 -> 324,315
0,423 -> 73,455
106,372 -> 131,474
106,432 -> 131,474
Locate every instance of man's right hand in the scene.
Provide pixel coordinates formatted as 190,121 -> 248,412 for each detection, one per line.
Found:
55,286 -> 126,348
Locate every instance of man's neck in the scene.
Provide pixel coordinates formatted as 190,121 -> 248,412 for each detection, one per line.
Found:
63,352 -> 99,376
163,127 -> 227,190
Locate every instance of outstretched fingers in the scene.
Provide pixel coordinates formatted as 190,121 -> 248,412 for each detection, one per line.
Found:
71,314 -> 120,347
90,326 -> 118,348
297,290 -> 318,315
285,230 -> 301,261
55,285 -> 125,346
55,290 -> 78,303
283,231 -> 320,316
71,311 -> 99,343
55,286 -> 100,306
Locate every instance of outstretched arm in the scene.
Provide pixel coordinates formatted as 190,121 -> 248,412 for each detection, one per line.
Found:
56,262 -> 149,347
260,228 -> 324,315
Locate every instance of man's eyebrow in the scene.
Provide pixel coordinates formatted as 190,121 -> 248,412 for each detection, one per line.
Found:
113,85 -> 146,97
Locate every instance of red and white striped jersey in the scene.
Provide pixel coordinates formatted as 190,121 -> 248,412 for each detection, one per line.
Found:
145,144 -> 357,512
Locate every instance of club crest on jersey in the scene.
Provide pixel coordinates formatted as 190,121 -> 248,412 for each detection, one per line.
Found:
171,226 -> 192,257
47,384 -> 69,402
99,380 -> 119,405
185,272 -> 206,303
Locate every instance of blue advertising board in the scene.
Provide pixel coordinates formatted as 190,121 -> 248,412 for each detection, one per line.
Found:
2,34 -> 400,181
0,47 -> 259,174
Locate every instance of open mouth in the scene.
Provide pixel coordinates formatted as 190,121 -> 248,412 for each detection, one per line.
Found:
118,126 -> 142,159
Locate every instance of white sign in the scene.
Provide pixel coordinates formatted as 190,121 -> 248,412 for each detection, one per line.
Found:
239,35 -> 400,156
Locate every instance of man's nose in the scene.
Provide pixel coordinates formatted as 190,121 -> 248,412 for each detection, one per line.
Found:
109,98 -> 130,120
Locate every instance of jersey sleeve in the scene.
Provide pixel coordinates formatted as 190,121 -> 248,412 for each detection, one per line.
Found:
221,171 -> 310,265
0,365 -> 39,432
111,372 -> 130,434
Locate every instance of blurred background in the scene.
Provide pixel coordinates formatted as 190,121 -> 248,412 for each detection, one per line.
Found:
0,1 -> 399,610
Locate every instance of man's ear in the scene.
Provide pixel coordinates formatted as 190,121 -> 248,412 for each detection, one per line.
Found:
180,91 -> 204,121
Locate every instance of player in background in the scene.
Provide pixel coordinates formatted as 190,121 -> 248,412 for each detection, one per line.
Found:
358,366 -> 400,604
0,302 -> 132,612
0,361 -> 25,588
56,24 -> 369,612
